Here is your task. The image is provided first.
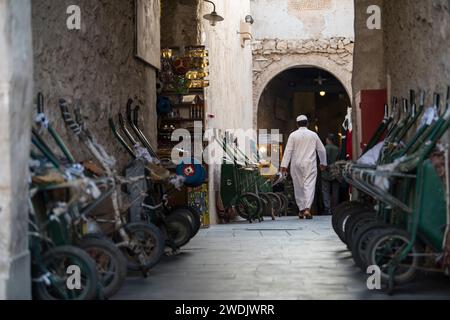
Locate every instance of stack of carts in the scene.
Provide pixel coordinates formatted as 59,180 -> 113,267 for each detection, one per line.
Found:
332,87 -> 450,293
217,131 -> 289,223
29,94 -> 204,300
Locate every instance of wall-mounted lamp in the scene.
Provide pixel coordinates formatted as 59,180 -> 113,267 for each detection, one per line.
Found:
237,21 -> 253,47
320,91 -> 326,97
203,0 -> 224,27
245,15 -> 254,25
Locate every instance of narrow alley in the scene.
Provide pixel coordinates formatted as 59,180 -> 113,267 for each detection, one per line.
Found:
1,0 -> 450,305
116,217 -> 450,300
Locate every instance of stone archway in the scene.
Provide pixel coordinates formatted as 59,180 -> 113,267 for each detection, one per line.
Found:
252,41 -> 353,129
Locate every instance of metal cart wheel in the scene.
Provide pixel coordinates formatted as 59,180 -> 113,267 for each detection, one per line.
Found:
170,206 -> 201,239
265,192 -> 282,216
122,222 -> 164,271
34,246 -> 99,300
259,193 -> 275,220
165,212 -> 193,248
78,236 -> 127,299
344,211 -> 376,248
335,205 -> 371,244
332,201 -> 366,236
351,222 -> 389,271
236,193 -> 262,222
276,193 -> 289,217
366,227 -> 420,285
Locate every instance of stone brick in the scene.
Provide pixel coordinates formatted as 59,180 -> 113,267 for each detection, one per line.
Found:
316,39 -> 329,49
287,40 -> 298,51
327,48 -> 337,54
252,41 -> 263,51
276,40 -> 288,52
344,43 -> 354,52
263,39 -> 277,51
303,40 -> 315,50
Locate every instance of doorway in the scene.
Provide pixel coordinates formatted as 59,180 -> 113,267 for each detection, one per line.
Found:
257,67 -> 351,215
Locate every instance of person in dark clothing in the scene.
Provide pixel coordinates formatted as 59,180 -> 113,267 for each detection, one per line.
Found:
321,134 -> 340,215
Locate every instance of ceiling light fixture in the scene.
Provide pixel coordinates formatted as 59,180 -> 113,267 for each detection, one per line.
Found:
203,0 -> 224,27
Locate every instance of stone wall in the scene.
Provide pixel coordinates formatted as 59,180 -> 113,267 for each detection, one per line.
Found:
252,37 -> 354,128
351,0 -> 450,153
0,0 -> 33,299
161,0 -> 200,49
384,0 -> 450,102
32,0 -> 158,170
351,0 -> 385,157
352,0 -> 385,98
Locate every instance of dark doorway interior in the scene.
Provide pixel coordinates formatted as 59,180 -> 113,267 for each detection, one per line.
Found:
257,67 -> 350,146
257,67 -> 351,215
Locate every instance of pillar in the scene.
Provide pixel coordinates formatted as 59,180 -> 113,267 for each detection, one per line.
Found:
0,0 -> 33,299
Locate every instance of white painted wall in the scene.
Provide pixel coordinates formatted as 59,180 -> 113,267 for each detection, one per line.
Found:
250,0 -> 354,40
200,0 -> 254,224
201,1 -> 254,131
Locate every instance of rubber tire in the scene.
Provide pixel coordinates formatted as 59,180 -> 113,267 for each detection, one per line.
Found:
236,193 -> 262,221
34,246 -> 99,300
335,205 -> 370,244
172,206 -> 201,238
165,211 -> 193,247
351,222 -> 388,271
265,192 -> 282,215
344,211 -> 376,248
332,201 -> 366,236
276,193 -> 289,216
123,222 -> 165,271
365,227 -> 420,285
259,193 -> 274,218
77,236 -> 127,299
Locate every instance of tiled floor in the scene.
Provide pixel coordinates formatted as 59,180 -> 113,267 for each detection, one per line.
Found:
115,216 -> 450,300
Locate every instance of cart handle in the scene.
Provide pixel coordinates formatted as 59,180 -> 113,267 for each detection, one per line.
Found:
37,92 -> 44,114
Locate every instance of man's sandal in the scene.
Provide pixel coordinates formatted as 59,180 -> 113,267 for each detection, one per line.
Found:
304,210 -> 313,220
299,211 -> 305,219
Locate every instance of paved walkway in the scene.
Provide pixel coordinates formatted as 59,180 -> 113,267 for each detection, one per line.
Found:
115,217 -> 450,300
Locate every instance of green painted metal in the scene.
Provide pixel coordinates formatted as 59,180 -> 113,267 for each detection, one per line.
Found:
220,163 -> 239,208
220,153 -> 273,220
416,160 -> 446,250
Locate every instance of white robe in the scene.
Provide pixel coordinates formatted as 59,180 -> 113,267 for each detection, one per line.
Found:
281,128 -> 327,211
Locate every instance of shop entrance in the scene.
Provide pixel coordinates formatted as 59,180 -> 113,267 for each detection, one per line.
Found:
257,67 -> 351,215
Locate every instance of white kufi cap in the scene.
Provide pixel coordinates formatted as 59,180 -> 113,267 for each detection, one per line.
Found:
297,115 -> 308,122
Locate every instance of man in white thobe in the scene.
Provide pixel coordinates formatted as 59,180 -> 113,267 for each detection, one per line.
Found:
280,115 -> 327,219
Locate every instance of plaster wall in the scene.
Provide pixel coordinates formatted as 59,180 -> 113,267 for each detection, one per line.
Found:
200,0 -> 254,224
351,0 -> 450,154
0,0 -> 33,300
32,0 -> 159,170
161,0 -> 200,48
383,0 -> 450,103
250,0 -> 355,40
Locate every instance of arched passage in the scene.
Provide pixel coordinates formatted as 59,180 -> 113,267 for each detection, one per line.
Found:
257,67 -> 351,144
257,66 -> 351,216
253,54 -> 353,129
